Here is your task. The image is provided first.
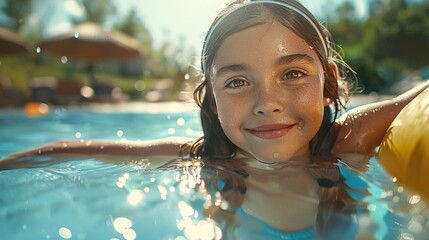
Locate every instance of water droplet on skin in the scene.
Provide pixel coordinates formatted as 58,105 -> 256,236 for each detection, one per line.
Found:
277,44 -> 286,53
372,107 -> 381,113
297,121 -> 303,130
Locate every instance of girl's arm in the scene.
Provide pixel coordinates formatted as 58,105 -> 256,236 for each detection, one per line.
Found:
333,80 -> 429,155
0,137 -> 193,169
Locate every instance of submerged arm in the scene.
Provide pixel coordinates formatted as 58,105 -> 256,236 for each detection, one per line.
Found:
333,80 -> 429,155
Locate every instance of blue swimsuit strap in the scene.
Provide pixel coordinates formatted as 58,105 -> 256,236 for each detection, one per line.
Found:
235,208 -> 316,240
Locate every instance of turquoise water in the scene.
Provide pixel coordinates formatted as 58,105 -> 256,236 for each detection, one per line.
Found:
0,104 -> 428,239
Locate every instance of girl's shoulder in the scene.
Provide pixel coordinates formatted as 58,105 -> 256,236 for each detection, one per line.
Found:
333,83 -> 429,155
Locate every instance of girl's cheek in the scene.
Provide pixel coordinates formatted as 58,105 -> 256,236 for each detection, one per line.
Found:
218,108 -> 239,125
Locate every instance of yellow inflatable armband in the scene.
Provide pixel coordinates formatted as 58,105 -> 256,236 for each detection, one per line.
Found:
377,89 -> 429,201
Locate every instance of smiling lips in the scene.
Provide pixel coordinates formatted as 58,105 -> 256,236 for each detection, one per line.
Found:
246,123 -> 296,139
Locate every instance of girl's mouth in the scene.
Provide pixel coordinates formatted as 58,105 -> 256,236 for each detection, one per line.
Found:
246,124 -> 296,139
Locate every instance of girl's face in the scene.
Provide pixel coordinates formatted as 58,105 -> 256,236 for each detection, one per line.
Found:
210,20 -> 326,163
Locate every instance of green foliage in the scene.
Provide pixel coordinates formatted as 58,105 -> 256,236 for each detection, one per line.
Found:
328,0 -> 429,93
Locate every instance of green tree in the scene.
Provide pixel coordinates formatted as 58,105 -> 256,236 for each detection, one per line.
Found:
327,1 -> 382,92
372,0 -> 429,68
114,9 -> 152,54
113,9 -> 153,77
327,0 -> 429,93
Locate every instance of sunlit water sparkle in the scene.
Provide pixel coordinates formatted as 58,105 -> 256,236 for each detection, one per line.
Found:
0,105 -> 428,239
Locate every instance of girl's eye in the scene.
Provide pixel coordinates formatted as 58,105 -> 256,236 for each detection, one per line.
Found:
283,69 -> 307,80
225,79 -> 249,88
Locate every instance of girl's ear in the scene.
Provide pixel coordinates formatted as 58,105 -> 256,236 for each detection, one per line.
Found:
328,62 -> 339,81
323,62 -> 339,107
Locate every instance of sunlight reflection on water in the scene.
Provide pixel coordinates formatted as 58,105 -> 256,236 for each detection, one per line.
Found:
0,105 -> 428,239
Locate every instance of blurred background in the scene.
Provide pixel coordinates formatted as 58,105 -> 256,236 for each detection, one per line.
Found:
0,0 -> 428,106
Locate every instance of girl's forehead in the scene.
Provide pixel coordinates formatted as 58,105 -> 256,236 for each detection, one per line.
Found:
213,21 -> 319,67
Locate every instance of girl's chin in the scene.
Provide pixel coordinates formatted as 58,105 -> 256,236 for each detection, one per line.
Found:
250,151 -> 310,164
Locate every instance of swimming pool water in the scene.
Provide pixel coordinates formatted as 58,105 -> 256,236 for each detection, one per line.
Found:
0,103 -> 428,239
0,103 -> 202,157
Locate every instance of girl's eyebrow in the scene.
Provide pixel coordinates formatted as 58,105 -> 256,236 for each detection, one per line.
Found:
275,54 -> 315,67
213,63 -> 249,78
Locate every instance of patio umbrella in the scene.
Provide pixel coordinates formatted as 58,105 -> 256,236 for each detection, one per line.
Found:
38,22 -> 142,85
0,26 -> 30,55
38,22 -> 142,62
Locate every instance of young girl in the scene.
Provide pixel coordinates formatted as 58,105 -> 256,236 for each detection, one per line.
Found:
2,0 -> 429,238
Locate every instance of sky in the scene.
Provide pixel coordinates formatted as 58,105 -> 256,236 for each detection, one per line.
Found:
35,0 -> 368,56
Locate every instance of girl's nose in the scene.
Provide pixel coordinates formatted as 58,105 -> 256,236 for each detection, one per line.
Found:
252,86 -> 284,116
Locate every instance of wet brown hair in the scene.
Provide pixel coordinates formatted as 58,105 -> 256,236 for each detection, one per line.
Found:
190,0 -> 352,159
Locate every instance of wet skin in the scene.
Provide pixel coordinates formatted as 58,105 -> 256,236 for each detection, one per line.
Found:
211,20 -> 327,163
